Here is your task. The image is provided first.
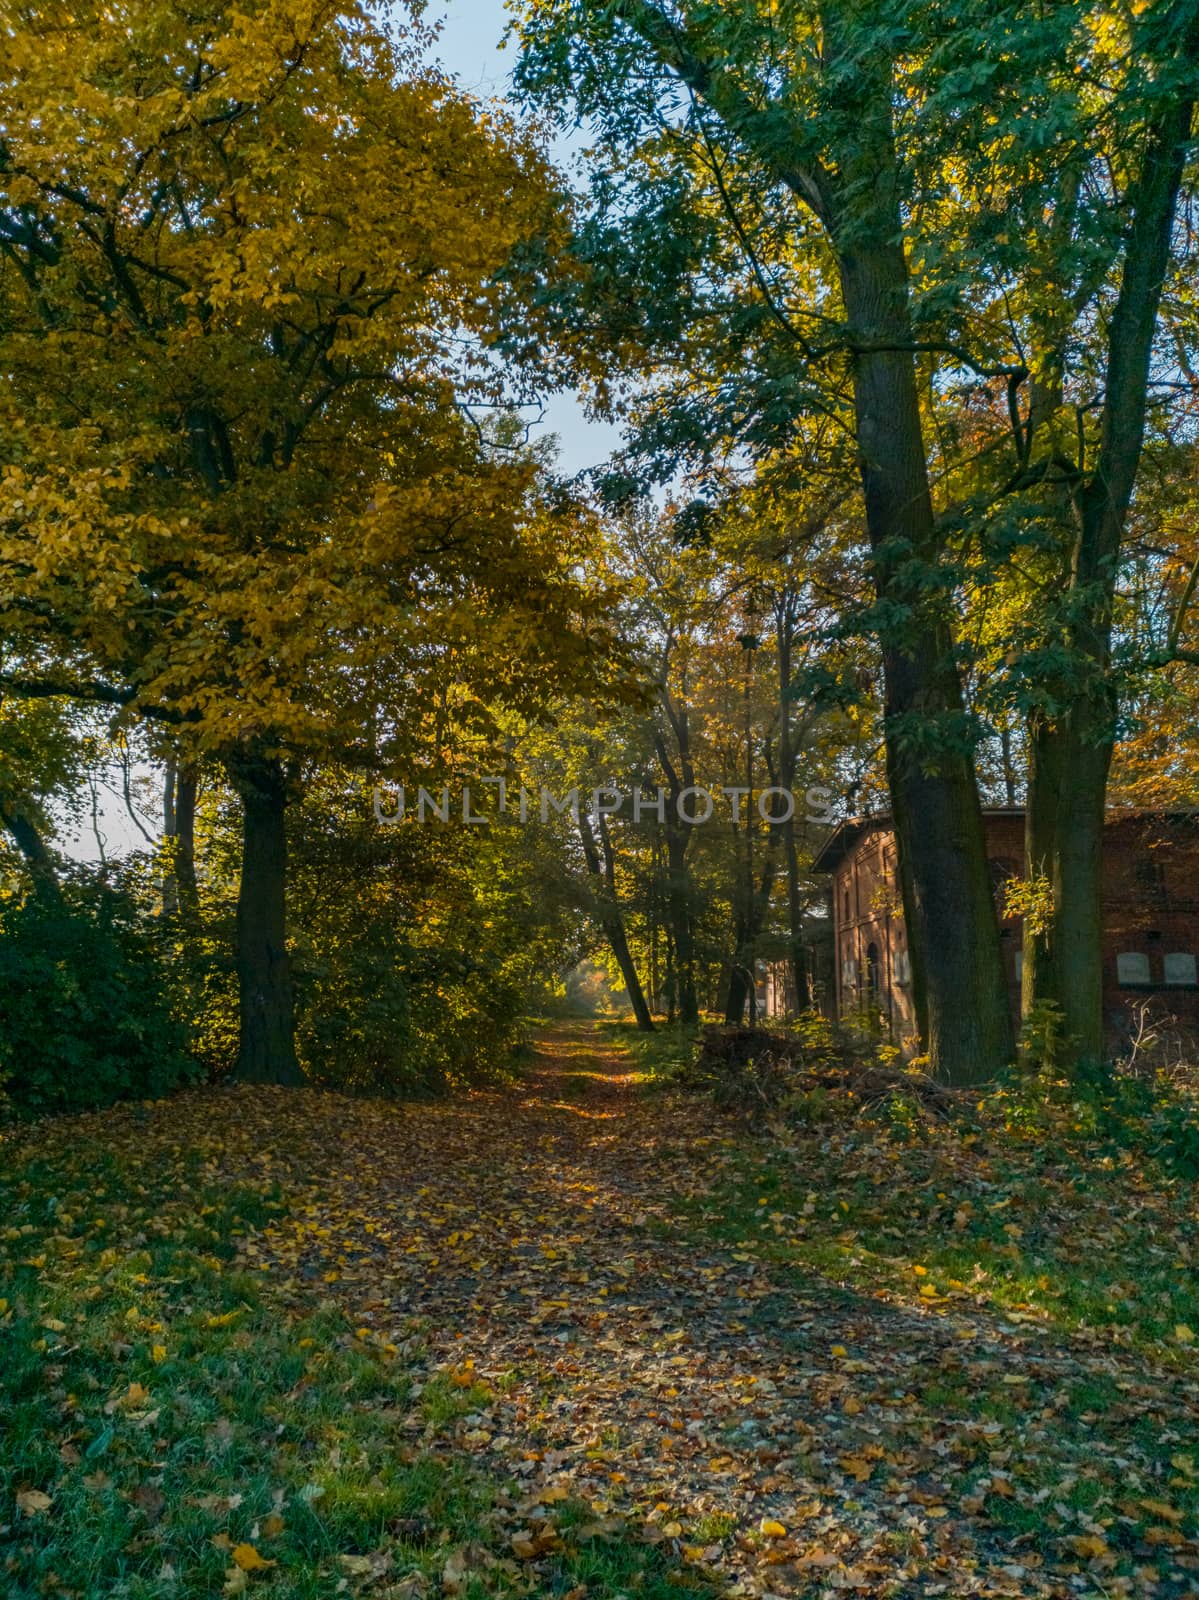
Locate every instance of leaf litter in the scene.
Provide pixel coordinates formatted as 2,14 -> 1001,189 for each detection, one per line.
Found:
3,1020 -> 1198,1598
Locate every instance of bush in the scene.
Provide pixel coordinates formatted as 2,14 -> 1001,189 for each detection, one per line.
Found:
295,937 -> 526,1096
286,789 -> 551,1096
0,873 -> 200,1116
682,1016 -> 959,1123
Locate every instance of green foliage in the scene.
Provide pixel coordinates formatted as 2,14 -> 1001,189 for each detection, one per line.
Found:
1017,997 -> 1069,1074
984,1052 -> 1199,1182
0,872 -> 198,1117
286,781 -> 576,1095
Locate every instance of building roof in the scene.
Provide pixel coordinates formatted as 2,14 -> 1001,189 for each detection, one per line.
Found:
809,805 -> 1199,877
810,808 -> 1028,875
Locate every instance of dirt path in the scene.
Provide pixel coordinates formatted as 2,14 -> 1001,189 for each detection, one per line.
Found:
231,1021 -> 1196,1599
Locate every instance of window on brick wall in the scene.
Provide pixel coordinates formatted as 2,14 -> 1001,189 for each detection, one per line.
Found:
1134,853 -> 1167,900
1117,951 -> 1152,986
1164,952 -> 1197,986
866,942 -> 882,1005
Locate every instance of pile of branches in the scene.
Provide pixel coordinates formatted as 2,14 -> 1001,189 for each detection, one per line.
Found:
685,1023 -> 961,1122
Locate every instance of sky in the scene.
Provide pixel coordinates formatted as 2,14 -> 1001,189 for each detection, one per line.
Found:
63,0 -> 619,861
430,0 -> 619,479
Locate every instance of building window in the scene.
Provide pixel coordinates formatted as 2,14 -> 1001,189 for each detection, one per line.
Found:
841,957 -> 857,990
1134,854 -> 1167,899
865,942 -> 882,1006
1013,947 -> 1024,981
1117,951 -> 1152,987
843,886 -> 851,922
895,948 -> 911,986
1164,952 -> 1198,987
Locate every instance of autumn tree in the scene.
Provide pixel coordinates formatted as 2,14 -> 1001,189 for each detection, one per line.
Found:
0,0 -> 606,1082
514,0 -> 1199,1074
513,0 -> 1027,1080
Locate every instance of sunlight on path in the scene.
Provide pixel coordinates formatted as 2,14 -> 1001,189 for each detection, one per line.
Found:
206,1020 -> 1199,1599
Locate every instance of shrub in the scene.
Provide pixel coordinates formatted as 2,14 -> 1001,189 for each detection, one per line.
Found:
682,1016 -> 958,1124
0,872 -> 199,1116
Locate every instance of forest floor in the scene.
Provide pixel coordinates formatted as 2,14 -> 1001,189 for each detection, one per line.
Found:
3,1020 -> 1199,1599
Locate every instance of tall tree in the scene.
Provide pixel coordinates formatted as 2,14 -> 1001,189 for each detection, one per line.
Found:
0,0 -> 604,1080
514,0 -> 1020,1080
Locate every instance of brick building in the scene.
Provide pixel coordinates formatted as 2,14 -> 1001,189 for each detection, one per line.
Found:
809,809 -> 1199,1047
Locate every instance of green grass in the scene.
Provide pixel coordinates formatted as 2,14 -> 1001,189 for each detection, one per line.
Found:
653,1102 -> 1199,1564
667,1086 -> 1199,1352
0,1123 -> 711,1600
597,1020 -> 702,1083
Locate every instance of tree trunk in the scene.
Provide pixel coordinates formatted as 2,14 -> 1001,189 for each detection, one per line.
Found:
1022,715 -> 1061,1019
816,10 -> 1012,1082
664,825 -> 699,1024
1,797 -> 63,908
162,758 -> 178,916
577,809 -> 655,1031
724,958 -> 751,1026
776,598 -> 812,1012
175,765 -> 200,919
163,760 -> 200,920
1022,64 -> 1195,1065
838,240 -> 1013,1082
229,754 -> 301,1084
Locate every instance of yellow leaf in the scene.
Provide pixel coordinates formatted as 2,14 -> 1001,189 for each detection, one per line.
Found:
1066,1534 -> 1108,1558
207,1311 -> 242,1330
16,1489 -> 53,1516
1140,1499 -> 1184,1524
231,1543 -> 275,1572
151,1344 -> 167,1364
759,1519 -> 787,1538
1174,1324 -> 1194,1345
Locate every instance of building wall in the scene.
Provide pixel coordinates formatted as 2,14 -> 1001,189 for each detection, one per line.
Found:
1099,814 -> 1199,1038
829,813 -> 1199,1047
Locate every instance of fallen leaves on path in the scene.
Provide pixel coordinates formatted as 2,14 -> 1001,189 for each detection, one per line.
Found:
4,1021 -> 1199,1598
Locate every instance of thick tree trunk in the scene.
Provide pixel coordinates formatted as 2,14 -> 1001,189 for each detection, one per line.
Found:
1053,730 -> 1111,1060
814,7 -> 1013,1082
1022,70 -> 1194,1066
839,241 -> 1013,1083
229,754 -> 301,1084
1025,703 -> 1115,1064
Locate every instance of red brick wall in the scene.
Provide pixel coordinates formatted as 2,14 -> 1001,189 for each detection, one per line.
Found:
829,812 -> 1199,1049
